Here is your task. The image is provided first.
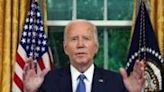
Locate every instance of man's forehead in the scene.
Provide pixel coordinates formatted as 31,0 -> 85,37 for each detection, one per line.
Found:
70,21 -> 92,28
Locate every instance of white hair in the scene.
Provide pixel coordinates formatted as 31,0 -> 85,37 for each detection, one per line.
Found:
63,19 -> 99,46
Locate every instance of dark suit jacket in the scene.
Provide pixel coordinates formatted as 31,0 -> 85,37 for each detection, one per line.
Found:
38,66 -> 127,92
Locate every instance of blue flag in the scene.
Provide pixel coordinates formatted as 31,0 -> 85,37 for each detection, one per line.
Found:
126,1 -> 164,91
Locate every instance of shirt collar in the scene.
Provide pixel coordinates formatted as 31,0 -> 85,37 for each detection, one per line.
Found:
70,64 -> 94,82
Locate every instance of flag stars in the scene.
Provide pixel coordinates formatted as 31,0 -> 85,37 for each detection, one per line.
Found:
26,18 -> 29,23
23,32 -> 27,36
32,31 -> 36,36
29,52 -> 33,57
26,46 -> 29,50
39,26 -> 43,31
37,19 -> 40,24
37,12 -> 41,17
41,47 -> 45,52
21,38 -> 26,44
30,18 -> 33,23
42,40 -> 46,45
43,34 -> 46,39
32,39 -> 36,43
31,46 -> 34,50
27,38 -> 31,43
31,4 -> 34,8
30,11 -> 34,16
24,25 -> 28,30
35,52 -> 39,57
18,1 -> 49,59
40,20 -> 43,25
29,25 -> 33,30
39,33 -> 42,38
36,46 -> 40,51
28,32 -> 31,36
38,40 -> 41,45
35,26 -> 38,31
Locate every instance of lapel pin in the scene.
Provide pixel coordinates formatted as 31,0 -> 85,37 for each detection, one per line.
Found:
98,79 -> 103,83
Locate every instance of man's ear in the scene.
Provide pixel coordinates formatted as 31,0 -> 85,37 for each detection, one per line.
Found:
95,44 -> 99,54
63,42 -> 68,55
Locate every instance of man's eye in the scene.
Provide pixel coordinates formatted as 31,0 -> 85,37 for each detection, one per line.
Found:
84,37 -> 90,40
71,38 -> 77,41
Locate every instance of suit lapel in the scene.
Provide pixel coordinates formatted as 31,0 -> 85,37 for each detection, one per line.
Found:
91,67 -> 106,92
59,66 -> 72,92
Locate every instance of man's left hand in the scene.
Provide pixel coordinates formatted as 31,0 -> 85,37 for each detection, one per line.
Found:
120,59 -> 145,92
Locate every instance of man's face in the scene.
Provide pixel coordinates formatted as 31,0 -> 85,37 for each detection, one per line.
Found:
64,22 -> 98,67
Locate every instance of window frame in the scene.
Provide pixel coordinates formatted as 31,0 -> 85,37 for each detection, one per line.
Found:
47,0 -> 133,69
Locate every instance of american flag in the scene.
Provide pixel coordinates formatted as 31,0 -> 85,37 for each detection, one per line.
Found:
12,0 -> 53,92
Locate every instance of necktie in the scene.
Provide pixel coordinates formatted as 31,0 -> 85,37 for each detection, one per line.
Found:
76,74 -> 86,92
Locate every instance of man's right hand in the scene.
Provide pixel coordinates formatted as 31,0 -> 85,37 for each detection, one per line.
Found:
23,58 -> 50,92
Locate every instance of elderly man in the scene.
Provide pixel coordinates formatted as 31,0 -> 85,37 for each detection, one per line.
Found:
24,19 -> 145,92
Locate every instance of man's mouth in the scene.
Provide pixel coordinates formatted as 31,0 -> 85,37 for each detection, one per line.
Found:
76,52 -> 87,56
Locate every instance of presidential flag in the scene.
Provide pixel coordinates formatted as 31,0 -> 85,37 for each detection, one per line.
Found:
12,0 -> 53,92
126,1 -> 164,91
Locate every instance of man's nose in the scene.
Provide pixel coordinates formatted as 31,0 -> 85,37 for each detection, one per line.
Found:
77,38 -> 85,48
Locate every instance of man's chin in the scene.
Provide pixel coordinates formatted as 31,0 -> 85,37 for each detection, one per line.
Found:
76,59 -> 88,64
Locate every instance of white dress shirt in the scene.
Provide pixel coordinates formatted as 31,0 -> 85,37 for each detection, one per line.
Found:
70,64 -> 94,92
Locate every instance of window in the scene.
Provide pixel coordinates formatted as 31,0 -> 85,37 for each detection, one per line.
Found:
47,0 -> 133,72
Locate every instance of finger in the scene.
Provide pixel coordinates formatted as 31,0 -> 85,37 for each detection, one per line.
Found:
133,60 -> 140,72
25,57 -> 33,69
139,60 -> 145,70
138,77 -> 145,86
119,68 -> 128,80
29,69 -> 37,76
23,63 -> 29,80
137,60 -> 145,78
24,63 -> 29,73
39,68 -> 50,78
26,57 -> 33,63
23,58 -> 35,79
140,62 -> 145,80
28,58 -> 34,69
133,60 -> 143,76
23,60 -> 32,76
30,61 -> 35,69
132,60 -> 145,80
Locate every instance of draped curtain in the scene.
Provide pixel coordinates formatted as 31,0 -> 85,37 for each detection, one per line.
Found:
150,0 -> 164,57
0,0 -> 47,92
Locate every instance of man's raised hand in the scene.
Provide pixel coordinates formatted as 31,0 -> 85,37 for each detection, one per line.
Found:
120,60 -> 145,92
23,58 -> 50,92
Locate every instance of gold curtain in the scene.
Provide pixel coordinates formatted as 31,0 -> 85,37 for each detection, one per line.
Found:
150,0 -> 164,57
0,0 -> 47,92
0,0 -> 29,92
